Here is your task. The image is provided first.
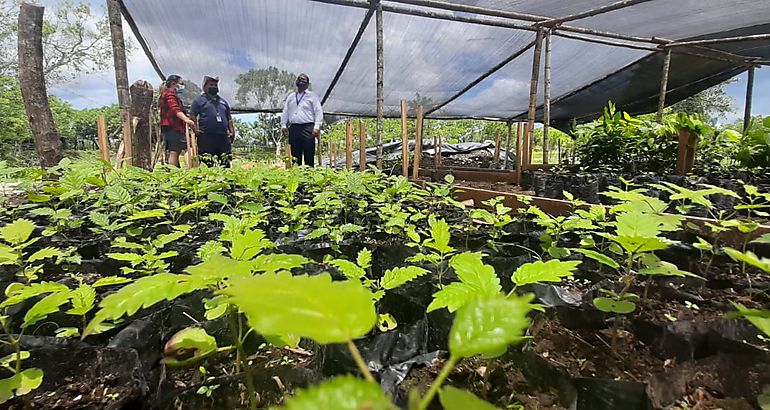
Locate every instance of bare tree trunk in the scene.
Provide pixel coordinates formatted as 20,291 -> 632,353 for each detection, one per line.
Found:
107,0 -> 134,166
17,3 -> 63,168
129,80 -> 154,169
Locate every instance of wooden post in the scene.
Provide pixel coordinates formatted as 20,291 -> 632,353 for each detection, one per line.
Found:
107,0 -> 133,166
375,1 -> 384,169
359,120 -> 367,171
184,125 -> 193,168
526,29 -> 545,168
515,122 -> 523,184
656,48 -> 672,123
437,134 -> 442,168
744,66 -> 755,132
129,80 -> 154,169
542,28 -> 552,165
493,129 -> 501,162
401,99 -> 408,176
17,3 -> 63,168
503,121 -> 512,169
676,128 -> 698,175
285,143 -> 293,168
412,105 -> 424,179
96,116 -> 110,162
316,134 -> 322,167
345,120 -> 353,169
329,138 -> 334,168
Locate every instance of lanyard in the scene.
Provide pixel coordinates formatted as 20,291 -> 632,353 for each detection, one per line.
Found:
295,92 -> 305,106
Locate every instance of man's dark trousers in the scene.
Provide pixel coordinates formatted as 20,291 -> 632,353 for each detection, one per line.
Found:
197,133 -> 232,167
289,123 -> 315,167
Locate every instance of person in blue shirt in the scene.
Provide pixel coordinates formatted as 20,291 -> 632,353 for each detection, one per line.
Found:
190,76 -> 235,167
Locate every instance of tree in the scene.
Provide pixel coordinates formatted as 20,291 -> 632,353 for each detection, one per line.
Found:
234,66 -> 297,109
1,0 -> 119,85
670,80 -> 736,124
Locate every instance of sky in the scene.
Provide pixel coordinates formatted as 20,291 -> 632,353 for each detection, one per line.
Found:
44,0 -> 770,124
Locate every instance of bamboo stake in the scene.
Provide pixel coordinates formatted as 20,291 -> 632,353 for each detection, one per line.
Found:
515,122 -> 523,184
375,2 -> 384,169
493,129 -> 501,162
316,134 -> 322,167
400,99 -> 408,176
96,116 -> 109,162
526,29 -> 544,168
114,141 -> 125,167
412,105 -> 424,179
437,134 -> 442,168
285,143 -> 293,168
744,66 -> 755,132
656,48 -> 672,123
542,28 -> 552,165
184,125 -> 192,168
329,138 -> 334,168
346,120 -> 353,169
359,119 -> 366,171
503,121 -> 512,169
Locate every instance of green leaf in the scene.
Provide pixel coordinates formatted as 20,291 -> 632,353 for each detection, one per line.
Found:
572,248 -> 620,270
104,185 -> 131,204
449,294 -> 532,358
106,252 -> 144,265
723,248 -> 770,273
185,255 -> 253,282
27,193 -> 51,203
330,259 -> 366,280
0,368 -> 43,403
27,247 -> 60,262
425,216 -> 454,254
512,260 -> 580,287
178,200 -> 209,214
92,276 -> 132,287
356,248 -> 372,270
221,273 -> 376,344
638,261 -> 701,279
751,233 -> 770,245
207,192 -> 229,205
380,266 -> 429,290
0,351 -> 29,370
230,229 -> 274,260
67,285 -> 96,316
593,297 -> 636,314
24,291 -> 72,328
153,231 -> 186,248
0,244 -> 19,265
164,327 -> 218,358
304,228 -> 330,240
127,209 -> 166,221
450,252 -> 501,295
84,273 -> 209,337
251,254 -> 309,274
1,282 -> 69,308
198,240 -> 226,261
275,375 -> 393,410
203,295 -> 229,320
1,219 -> 35,245
728,303 -> 770,338
439,386 -> 499,410
377,313 -> 398,332
427,282 -> 477,313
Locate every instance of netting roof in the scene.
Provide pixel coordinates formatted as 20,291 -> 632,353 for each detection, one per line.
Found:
120,0 -> 770,122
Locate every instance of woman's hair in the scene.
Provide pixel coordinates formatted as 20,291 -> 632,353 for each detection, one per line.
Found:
165,74 -> 182,88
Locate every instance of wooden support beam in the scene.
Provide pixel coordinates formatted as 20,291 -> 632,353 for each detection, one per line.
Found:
345,120 -> 353,169
412,105 -> 424,179
503,121 -> 512,169
542,29 -> 552,165
375,1 -> 384,169
129,80 -> 154,169
401,99 -> 409,176
107,0 -> 133,167
536,0 -> 654,27
515,122 -> 523,183
744,66 -> 755,133
18,3 -> 63,168
96,116 -> 109,162
359,119 -> 366,171
656,48 -> 672,123
665,33 -> 770,48
493,129 -> 501,163
676,128 -> 697,175
526,30 -> 544,168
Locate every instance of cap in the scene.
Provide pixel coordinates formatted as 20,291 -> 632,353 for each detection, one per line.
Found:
202,75 -> 220,86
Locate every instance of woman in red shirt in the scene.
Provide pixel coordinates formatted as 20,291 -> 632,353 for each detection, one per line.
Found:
159,75 -> 197,167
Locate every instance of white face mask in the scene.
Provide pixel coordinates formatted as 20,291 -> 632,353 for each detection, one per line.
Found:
176,84 -> 186,93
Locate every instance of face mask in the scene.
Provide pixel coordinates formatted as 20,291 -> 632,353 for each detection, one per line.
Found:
207,87 -> 219,96
176,84 -> 186,94
296,79 -> 308,88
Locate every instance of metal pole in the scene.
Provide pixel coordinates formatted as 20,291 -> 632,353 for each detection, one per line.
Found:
656,48 -> 672,123
375,1 -> 384,169
542,28 -> 552,165
106,0 -> 133,166
526,29 -> 545,167
744,66 -> 755,132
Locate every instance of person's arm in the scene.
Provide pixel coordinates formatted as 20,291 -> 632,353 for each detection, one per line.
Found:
280,94 -> 291,137
312,93 -> 323,138
189,98 -> 201,134
227,115 -> 235,142
168,95 -> 196,130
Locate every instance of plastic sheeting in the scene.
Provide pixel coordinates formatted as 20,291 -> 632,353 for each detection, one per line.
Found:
120,0 -> 770,121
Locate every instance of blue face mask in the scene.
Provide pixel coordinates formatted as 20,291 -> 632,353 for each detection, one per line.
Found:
296,79 -> 308,88
207,87 -> 219,96
176,85 -> 186,94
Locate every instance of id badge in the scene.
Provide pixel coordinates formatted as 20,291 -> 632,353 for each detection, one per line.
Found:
216,114 -> 223,123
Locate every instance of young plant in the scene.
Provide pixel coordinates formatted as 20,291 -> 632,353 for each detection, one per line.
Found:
407,215 -> 456,285
469,196 -> 515,251
0,219 -> 62,282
